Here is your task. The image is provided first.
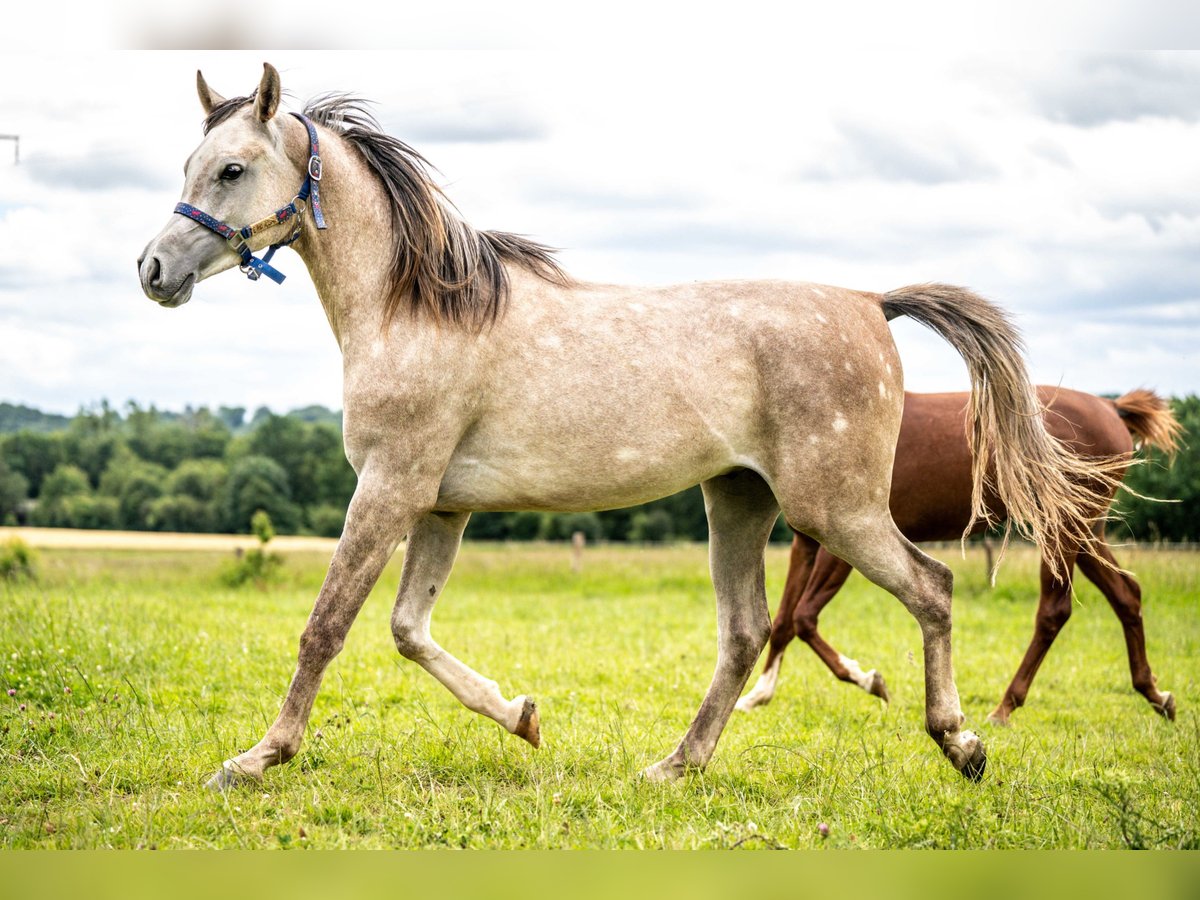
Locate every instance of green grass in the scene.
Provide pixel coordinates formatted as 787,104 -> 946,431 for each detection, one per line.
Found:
1,542 -> 1196,848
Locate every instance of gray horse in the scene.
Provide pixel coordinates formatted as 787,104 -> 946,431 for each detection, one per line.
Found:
138,63 -> 1122,789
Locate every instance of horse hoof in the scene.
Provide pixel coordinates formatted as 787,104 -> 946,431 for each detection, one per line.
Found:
735,694 -> 764,713
985,708 -> 1011,727
514,696 -> 541,748
205,760 -> 259,792
640,756 -> 687,783
868,671 -> 890,703
943,730 -> 987,782
1153,692 -> 1176,721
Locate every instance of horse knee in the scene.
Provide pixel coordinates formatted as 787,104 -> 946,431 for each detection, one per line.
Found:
1036,598 -> 1072,634
299,624 -> 344,664
792,609 -> 819,642
390,613 -> 432,661
727,616 -> 770,669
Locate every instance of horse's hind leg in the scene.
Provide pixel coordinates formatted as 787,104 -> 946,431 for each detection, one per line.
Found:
1076,541 -> 1175,720
817,516 -> 985,780
736,533 -> 818,711
793,548 -> 889,701
987,549 -> 1079,725
391,511 -> 540,745
643,469 -> 778,781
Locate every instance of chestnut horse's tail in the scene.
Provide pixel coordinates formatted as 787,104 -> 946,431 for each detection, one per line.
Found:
881,283 -> 1127,577
1114,389 -> 1183,456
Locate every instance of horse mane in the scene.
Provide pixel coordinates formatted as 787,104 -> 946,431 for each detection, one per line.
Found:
301,93 -> 569,330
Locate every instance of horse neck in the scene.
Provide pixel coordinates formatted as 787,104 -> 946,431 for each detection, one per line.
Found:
292,125 -> 393,348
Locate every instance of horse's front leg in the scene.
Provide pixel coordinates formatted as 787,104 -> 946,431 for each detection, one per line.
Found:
206,475 -> 416,790
391,511 -> 540,746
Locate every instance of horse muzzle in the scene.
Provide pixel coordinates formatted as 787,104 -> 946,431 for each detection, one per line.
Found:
138,248 -> 196,308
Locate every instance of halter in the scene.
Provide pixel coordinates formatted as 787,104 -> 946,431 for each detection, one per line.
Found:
173,112 -> 328,284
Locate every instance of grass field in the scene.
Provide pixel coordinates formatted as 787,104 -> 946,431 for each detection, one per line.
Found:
1,539 -> 1196,849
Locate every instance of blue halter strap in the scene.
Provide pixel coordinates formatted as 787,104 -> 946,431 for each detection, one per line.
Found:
173,112 -> 328,285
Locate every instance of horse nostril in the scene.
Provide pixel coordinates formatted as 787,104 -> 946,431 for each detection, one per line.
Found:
145,256 -> 162,287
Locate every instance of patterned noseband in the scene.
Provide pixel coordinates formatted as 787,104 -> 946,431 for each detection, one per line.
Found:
173,112 -> 328,284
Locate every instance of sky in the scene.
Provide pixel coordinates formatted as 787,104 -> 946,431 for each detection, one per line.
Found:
1,12 -> 1199,416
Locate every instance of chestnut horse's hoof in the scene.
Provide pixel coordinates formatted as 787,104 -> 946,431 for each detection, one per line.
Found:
942,730 -> 987,782
513,696 -> 541,748
868,670 -> 890,703
1152,692 -> 1176,721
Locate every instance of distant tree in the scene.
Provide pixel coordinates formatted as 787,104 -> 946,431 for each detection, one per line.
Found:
145,494 -> 218,533
0,403 -> 70,433
306,503 -> 346,538
167,458 -> 228,503
62,407 -> 124,487
2,431 -> 66,497
0,458 -> 29,525
217,406 -> 247,432
30,464 -> 119,529
287,405 -> 342,428
38,464 -> 92,504
98,454 -> 169,530
542,512 -> 605,542
222,455 -> 300,533
1118,395 -> 1200,542
629,508 -> 674,542
249,406 -> 274,429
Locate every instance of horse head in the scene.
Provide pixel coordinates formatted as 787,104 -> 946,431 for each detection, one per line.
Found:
138,63 -> 314,307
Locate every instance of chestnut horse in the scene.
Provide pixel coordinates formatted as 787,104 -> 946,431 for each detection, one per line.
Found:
737,388 -> 1181,723
139,64 -> 1123,789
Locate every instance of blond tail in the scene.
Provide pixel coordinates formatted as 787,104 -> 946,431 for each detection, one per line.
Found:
881,283 -> 1128,578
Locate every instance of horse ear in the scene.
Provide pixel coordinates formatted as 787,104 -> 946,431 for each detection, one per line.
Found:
255,63 -> 282,123
196,70 -> 227,115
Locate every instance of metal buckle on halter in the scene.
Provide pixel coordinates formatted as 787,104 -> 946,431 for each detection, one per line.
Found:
240,263 -> 262,281
227,231 -> 250,255
308,155 -> 322,181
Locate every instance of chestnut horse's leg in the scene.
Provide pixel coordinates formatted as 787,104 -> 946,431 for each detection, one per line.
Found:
1076,541 -> 1175,720
391,511 -> 541,744
207,478 -> 413,789
643,470 -> 778,781
793,548 -> 889,701
735,533 -> 818,711
819,516 -> 985,780
987,548 -> 1080,725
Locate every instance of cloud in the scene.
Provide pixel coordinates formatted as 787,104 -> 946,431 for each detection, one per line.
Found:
797,119 -> 999,185
24,148 -> 173,192
385,99 -> 548,144
1034,53 -> 1200,126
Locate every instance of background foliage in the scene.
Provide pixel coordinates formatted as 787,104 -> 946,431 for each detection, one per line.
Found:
1,396 -> 1196,541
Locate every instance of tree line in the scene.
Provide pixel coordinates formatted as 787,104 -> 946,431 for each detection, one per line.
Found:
0,396 -> 1196,542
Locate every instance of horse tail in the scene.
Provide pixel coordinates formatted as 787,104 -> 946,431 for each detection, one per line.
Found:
1114,389 -> 1183,457
880,283 -> 1127,577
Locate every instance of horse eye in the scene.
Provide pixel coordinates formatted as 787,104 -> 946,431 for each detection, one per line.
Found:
220,164 -> 244,182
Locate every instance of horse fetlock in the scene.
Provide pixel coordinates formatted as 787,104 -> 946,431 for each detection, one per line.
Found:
940,729 -> 987,781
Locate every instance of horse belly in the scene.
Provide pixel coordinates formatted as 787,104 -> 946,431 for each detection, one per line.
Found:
434,428 -> 746,513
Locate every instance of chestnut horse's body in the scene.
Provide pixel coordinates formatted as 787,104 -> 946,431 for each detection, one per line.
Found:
738,387 -> 1181,723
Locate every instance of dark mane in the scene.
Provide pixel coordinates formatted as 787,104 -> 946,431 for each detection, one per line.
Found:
302,93 -> 570,330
